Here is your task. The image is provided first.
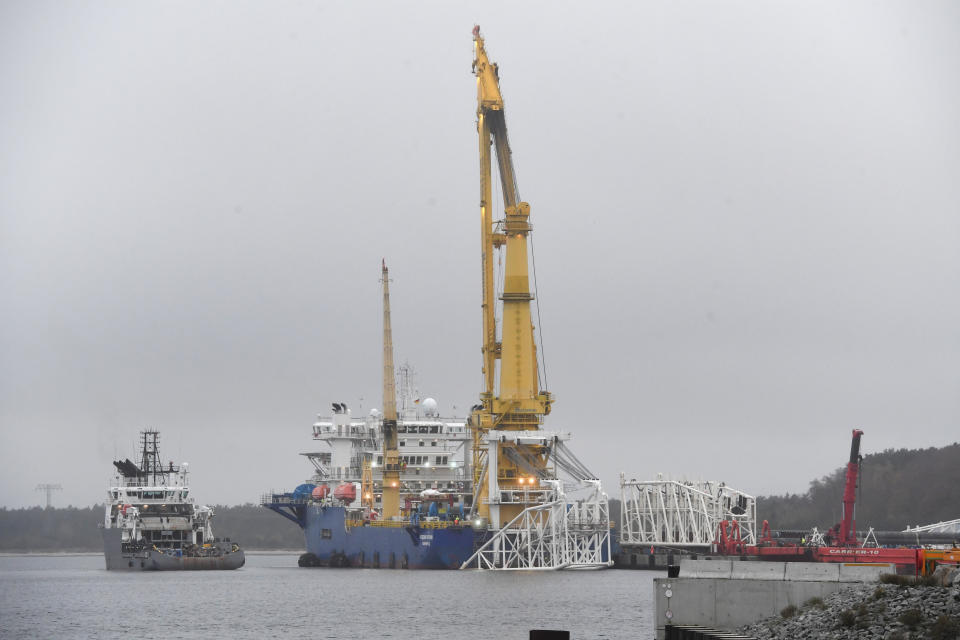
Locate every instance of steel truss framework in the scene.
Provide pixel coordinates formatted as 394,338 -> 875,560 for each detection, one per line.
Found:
904,519 -> 960,534
461,481 -> 612,570
619,474 -> 757,548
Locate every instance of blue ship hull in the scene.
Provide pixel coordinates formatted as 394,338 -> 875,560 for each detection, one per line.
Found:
299,505 -> 481,569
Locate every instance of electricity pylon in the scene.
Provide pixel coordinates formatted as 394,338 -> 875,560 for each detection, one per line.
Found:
35,484 -> 63,509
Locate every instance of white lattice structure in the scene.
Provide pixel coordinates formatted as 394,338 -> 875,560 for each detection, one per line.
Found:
904,519 -> 960,534
461,480 -> 612,570
619,474 -> 757,548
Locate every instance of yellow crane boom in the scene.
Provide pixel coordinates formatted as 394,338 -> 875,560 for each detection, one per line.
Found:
471,26 -> 553,526
380,260 -> 401,519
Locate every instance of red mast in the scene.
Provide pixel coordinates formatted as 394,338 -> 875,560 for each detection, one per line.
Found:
838,429 -> 864,546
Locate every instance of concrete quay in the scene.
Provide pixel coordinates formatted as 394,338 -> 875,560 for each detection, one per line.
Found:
615,547 -> 712,570
653,559 -> 895,640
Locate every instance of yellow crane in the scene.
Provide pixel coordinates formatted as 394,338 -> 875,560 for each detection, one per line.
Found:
470,25 -> 553,528
380,260 -> 401,519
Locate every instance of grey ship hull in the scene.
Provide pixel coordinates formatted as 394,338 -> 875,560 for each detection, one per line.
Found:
101,528 -> 245,571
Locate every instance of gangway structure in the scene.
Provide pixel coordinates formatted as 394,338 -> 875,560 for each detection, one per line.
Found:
620,474 -> 757,548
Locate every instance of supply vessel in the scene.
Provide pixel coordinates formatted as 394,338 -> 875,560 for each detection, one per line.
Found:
102,430 -> 245,571
262,27 -> 613,570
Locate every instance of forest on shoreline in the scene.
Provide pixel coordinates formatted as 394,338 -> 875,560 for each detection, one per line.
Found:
757,442 -> 960,531
0,503 -> 304,553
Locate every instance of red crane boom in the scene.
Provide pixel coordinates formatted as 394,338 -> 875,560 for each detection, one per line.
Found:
838,428 -> 864,546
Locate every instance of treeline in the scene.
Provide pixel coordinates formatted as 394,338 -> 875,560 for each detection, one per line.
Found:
0,504 -> 304,553
0,506 -> 104,552
208,503 -> 303,550
758,442 -> 960,532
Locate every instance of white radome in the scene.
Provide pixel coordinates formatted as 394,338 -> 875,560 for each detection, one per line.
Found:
422,398 -> 438,416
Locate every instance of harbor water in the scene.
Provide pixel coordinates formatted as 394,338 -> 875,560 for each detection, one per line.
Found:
0,554 -> 660,639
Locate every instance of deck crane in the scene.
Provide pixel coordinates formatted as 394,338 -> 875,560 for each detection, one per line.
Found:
461,27 -> 611,569
469,25 -> 554,529
380,260 -> 401,519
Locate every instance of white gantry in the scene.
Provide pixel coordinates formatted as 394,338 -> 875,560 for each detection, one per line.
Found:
904,519 -> 960,535
619,474 -> 757,548
461,479 -> 613,570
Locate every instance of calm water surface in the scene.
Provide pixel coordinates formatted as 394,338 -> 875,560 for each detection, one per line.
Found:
0,554 -> 659,639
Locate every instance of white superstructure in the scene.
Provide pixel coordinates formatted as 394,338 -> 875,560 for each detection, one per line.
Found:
300,365 -> 474,509
104,431 -> 217,551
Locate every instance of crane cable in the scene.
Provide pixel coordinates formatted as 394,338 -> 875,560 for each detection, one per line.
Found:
530,232 -> 549,392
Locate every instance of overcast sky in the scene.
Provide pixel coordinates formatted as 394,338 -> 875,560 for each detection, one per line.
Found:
2,1 -> 958,519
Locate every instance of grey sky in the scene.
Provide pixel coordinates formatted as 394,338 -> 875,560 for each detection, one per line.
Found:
2,1 -> 958,517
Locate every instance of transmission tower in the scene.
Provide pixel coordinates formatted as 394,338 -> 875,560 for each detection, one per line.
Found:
35,483 -> 63,509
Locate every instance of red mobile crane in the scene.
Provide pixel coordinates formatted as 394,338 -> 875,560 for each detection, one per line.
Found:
714,429 -> 924,574
837,428 -> 863,546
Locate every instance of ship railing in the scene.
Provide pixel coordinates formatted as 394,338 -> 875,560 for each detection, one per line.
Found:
361,519 -> 406,528
358,519 -> 456,529
139,517 -> 191,530
492,489 -> 554,504
259,492 -> 310,506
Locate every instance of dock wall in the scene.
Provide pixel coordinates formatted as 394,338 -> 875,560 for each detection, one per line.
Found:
653,559 -> 894,640
615,548 -> 713,570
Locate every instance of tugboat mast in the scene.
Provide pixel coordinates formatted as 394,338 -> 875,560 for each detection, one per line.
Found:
140,430 -> 172,486
380,260 -> 401,519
